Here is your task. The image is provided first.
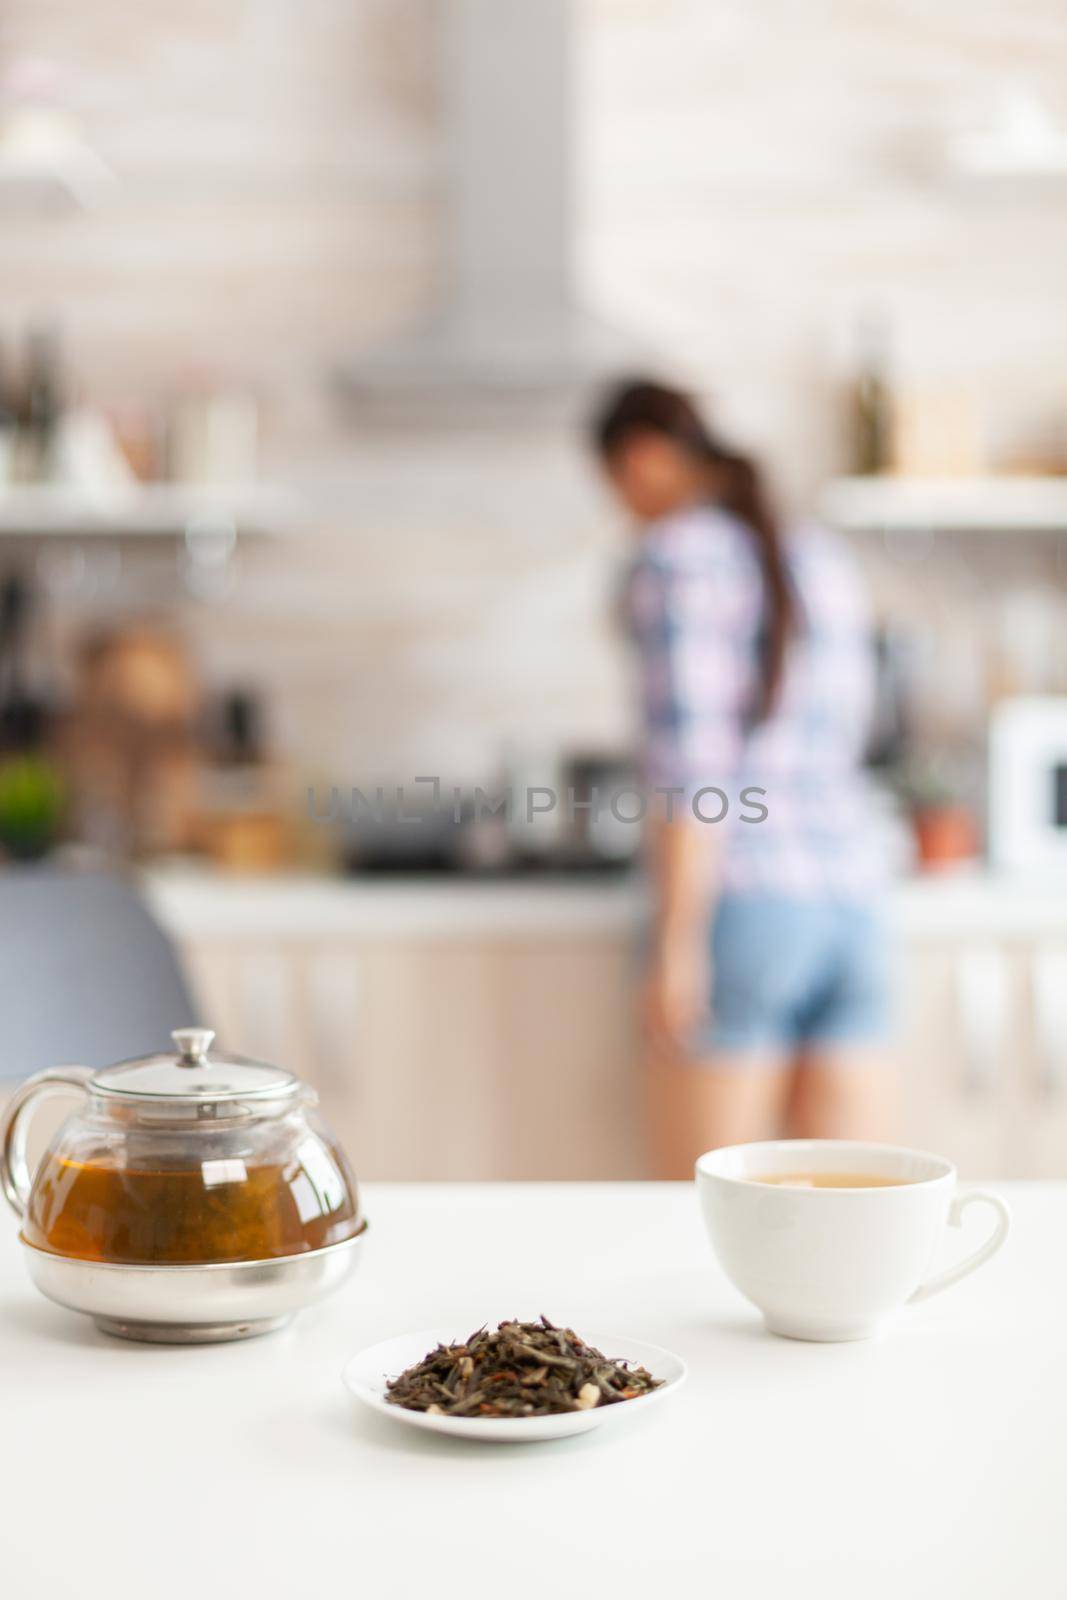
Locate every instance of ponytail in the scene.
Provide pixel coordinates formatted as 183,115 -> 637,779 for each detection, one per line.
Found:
706,448 -> 793,722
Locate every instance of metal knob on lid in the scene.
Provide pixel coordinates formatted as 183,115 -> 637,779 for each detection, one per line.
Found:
172,1028 -> 216,1066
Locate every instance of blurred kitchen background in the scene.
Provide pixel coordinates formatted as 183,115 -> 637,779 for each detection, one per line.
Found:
2,0 -> 1067,1179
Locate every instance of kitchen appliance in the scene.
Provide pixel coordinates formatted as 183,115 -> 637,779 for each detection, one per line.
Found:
0,1026 -> 366,1342
197,689 -> 292,873
865,624 -> 915,771
989,696 -> 1067,876
560,752 -> 642,870
337,760 -> 640,878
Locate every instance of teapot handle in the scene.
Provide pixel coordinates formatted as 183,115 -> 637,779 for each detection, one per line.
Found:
0,1068 -> 93,1219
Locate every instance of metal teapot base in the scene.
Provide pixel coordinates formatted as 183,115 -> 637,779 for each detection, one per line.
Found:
20,1227 -> 366,1344
94,1313 -> 293,1344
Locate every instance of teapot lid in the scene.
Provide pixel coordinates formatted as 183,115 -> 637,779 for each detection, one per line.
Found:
90,1028 -> 302,1106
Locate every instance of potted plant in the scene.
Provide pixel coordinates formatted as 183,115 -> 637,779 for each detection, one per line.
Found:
898,760 -> 980,873
0,753 -> 64,862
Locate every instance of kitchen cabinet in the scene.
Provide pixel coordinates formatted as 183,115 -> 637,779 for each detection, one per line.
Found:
178,913 -> 644,1182
895,929 -> 1067,1178
5,873 -> 1064,1180
895,939 -> 1012,1177
1012,941 -> 1067,1177
143,871 -> 1067,1181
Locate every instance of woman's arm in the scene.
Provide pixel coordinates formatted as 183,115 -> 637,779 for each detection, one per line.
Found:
645,811 -> 719,1053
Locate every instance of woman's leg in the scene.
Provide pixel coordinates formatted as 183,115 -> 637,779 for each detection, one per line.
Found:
785,898 -> 895,1141
641,893 -> 807,1176
645,1045 -> 792,1179
785,1045 -> 895,1141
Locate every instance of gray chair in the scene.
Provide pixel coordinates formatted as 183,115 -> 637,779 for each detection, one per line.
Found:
0,868 -> 197,1078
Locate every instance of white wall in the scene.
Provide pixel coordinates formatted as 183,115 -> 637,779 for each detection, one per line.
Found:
583,0 -> 1067,499
3,0 -> 1067,781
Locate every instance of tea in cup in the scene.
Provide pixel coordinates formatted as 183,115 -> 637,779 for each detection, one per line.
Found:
696,1140 -> 1010,1342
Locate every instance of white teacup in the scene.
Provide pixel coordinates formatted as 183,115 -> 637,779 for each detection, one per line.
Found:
696,1140 -> 1010,1342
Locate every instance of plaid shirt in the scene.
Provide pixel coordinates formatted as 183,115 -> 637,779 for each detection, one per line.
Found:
626,506 -> 885,899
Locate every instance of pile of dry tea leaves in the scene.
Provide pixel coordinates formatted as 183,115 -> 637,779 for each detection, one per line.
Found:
385,1316 -> 662,1418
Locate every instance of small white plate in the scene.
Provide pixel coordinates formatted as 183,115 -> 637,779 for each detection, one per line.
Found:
342,1326 -> 687,1443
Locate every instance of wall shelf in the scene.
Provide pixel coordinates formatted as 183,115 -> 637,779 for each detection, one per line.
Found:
0,483 -> 299,539
820,476 -> 1067,534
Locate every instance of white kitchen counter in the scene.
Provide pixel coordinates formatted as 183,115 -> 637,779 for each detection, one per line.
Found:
141,865 -> 646,937
141,864 -> 1067,941
2,1182 -> 1062,1599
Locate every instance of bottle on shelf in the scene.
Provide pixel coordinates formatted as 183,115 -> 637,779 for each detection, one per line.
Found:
196,687 -> 291,872
849,315 -> 893,476
0,341 -> 15,486
13,325 -> 64,485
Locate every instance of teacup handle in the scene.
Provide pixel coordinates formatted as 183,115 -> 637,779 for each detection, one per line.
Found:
909,1188 -> 1011,1303
0,1067 -> 92,1219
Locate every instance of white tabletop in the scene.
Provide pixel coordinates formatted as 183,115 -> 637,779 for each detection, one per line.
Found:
2,1182 -> 1063,1600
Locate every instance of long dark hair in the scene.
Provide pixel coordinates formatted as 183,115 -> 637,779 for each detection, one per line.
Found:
592,378 -> 795,722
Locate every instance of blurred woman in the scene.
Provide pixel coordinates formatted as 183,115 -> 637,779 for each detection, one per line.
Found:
592,379 -> 890,1177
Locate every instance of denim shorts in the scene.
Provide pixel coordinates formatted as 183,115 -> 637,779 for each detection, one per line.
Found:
696,894 -> 891,1054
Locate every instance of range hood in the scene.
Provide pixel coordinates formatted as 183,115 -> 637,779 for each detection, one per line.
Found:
340,0 -> 642,421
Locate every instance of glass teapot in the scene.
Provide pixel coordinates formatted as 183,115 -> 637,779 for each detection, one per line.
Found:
0,1027 -> 363,1267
